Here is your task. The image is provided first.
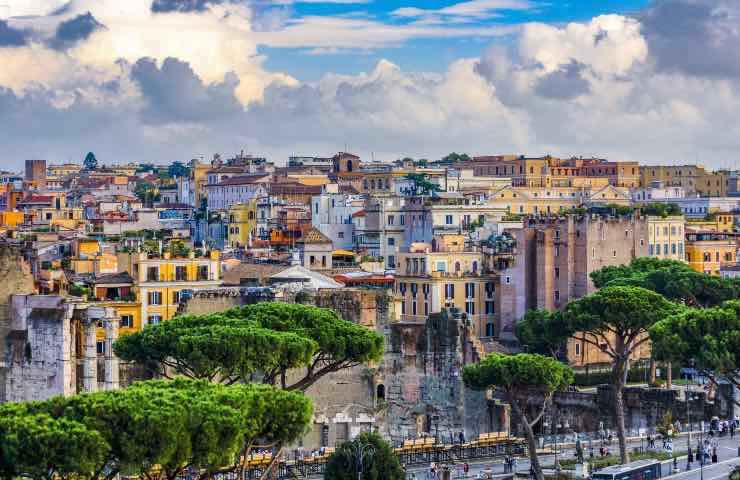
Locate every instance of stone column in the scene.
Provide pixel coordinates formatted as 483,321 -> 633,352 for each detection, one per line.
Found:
82,316 -> 98,392
103,307 -> 120,391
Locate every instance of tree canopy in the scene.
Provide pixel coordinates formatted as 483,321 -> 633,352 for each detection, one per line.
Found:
639,203 -> 682,218
440,152 -> 471,164
650,300 -> 740,390
324,432 -> 404,480
167,161 -> 190,178
464,353 -> 572,480
83,152 -> 98,171
0,379 -> 311,480
403,173 -> 442,196
515,309 -> 568,357
114,302 -> 384,391
590,257 -> 740,308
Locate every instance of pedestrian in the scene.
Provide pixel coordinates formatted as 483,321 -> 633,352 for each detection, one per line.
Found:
459,431 -> 465,445
512,457 -> 518,473
711,447 -> 717,464
464,463 -> 469,475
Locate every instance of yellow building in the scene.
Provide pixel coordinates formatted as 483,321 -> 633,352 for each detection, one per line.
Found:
488,185 -> 631,215
47,163 -> 82,177
73,238 -> 102,258
88,272 -> 142,339
646,215 -> 686,261
0,211 -> 24,228
685,231 -> 737,276
228,201 -> 258,248
119,250 -> 222,325
639,165 -> 728,197
686,213 -> 734,233
395,234 -> 500,337
567,333 -> 652,368
36,207 -> 83,225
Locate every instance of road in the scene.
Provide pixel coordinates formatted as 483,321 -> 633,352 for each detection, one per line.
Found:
404,433 -> 740,479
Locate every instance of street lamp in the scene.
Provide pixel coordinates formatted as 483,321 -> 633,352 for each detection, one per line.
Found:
345,441 -> 375,480
686,383 -> 692,470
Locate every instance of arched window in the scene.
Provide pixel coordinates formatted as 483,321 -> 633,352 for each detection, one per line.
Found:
472,261 -> 478,273
377,384 -> 385,401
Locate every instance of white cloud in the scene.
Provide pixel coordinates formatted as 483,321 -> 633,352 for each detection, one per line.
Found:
255,15 -> 517,49
518,15 -> 648,75
391,0 -> 533,23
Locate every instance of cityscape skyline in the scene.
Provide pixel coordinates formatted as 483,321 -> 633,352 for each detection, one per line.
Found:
1,1 -> 740,169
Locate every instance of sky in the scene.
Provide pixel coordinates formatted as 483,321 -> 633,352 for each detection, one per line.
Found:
0,0 -> 739,170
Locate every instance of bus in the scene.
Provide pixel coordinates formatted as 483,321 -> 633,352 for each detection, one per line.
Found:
591,459 -> 662,480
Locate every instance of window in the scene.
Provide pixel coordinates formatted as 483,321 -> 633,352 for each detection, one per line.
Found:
172,291 -> 181,304
485,300 -> 495,315
147,266 -> 159,282
445,215 -> 453,225
387,255 -> 396,268
554,246 -> 559,257
197,265 -> 209,281
388,237 -> 395,246
148,291 -> 162,305
505,276 -> 511,284
309,255 -> 315,265
400,215 -> 405,225
554,290 -> 560,302
148,315 -> 162,326
338,232 -> 344,239
671,243 -> 677,254
575,343 -> 581,356
649,244 -> 654,256
120,315 -> 133,328
96,341 -> 106,355
465,300 -> 475,315
554,267 -> 560,279
663,244 -> 669,255
445,283 -> 455,300
387,215 -> 395,225
175,266 -> 187,281
613,250 -> 617,258
465,283 -> 475,298
436,261 -> 446,272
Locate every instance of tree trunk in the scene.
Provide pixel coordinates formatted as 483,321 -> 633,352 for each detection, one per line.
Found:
666,362 -> 672,388
649,358 -> 656,385
613,355 -> 630,464
510,398 -> 544,480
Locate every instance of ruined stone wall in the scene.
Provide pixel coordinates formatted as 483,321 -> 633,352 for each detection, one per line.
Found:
0,245 -> 37,401
4,295 -> 75,402
177,288 -> 499,448
375,310 -> 506,445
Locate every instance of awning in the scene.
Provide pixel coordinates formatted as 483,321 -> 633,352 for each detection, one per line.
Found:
332,249 -> 355,256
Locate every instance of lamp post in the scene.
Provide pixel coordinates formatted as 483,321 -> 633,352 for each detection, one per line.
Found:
345,441 -> 375,480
